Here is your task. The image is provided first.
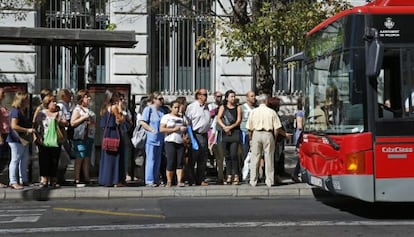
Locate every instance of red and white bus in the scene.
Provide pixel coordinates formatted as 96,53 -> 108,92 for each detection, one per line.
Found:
298,0 -> 414,202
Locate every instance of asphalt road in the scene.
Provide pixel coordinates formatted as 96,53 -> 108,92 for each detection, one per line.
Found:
2,195 -> 414,237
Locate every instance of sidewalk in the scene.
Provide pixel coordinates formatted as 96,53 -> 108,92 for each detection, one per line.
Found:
0,146 -> 314,201
0,182 -> 313,201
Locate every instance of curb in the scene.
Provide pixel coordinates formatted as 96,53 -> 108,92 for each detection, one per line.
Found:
1,183 -> 313,201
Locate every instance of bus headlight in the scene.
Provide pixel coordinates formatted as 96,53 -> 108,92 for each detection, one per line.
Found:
345,151 -> 365,174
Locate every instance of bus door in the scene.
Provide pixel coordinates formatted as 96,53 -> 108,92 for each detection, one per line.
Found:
374,47 -> 414,202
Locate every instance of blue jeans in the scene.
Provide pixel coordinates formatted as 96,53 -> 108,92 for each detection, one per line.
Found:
8,142 -> 29,184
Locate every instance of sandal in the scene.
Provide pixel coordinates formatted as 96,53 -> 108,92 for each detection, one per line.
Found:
224,175 -> 232,185
233,175 -> 240,185
10,183 -> 24,190
166,182 -> 172,188
177,182 -> 185,187
39,182 -> 48,189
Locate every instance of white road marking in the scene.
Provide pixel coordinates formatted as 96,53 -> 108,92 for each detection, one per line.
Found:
2,209 -> 47,213
0,214 -> 40,217
0,216 -> 41,224
0,207 -> 47,224
2,221 -> 414,234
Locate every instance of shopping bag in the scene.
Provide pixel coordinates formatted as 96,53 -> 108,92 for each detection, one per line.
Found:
44,119 -> 59,147
186,126 -> 199,150
131,124 -> 146,149
242,151 -> 251,180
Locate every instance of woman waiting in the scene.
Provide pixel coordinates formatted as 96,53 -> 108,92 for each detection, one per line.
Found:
216,90 -> 242,185
139,91 -> 166,187
34,95 -> 65,188
71,89 -> 95,187
160,100 -> 187,187
98,90 -> 125,187
0,87 -> 10,188
7,91 -> 34,189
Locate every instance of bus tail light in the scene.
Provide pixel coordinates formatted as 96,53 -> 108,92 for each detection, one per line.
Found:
345,151 -> 366,174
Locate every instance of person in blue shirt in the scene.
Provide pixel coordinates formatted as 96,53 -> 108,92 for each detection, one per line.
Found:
7,91 -> 35,190
139,91 -> 166,187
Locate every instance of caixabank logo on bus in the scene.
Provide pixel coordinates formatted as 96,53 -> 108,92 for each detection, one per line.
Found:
380,145 -> 413,159
382,147 -> 413,153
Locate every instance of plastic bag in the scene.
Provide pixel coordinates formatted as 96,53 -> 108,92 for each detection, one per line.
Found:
186,126 -> 199,150
44,119 -> 59,147
242,151 -> 251,180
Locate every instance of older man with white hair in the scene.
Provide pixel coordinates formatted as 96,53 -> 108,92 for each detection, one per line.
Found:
246,94 -> 282,187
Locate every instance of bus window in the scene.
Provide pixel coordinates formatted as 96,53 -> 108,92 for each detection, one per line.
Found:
377,48 -> 414,119
401,49 -> 414,116
304,49 -> 364,134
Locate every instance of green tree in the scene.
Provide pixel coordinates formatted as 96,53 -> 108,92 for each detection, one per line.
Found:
0,0 -> 46,20
212,0 -> 351,95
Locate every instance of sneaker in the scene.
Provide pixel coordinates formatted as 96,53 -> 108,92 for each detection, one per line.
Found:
76,182 -> 85,188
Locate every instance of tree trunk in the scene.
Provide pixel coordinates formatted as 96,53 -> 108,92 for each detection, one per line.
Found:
254,51 -> 273,95
231,0 -> 274,95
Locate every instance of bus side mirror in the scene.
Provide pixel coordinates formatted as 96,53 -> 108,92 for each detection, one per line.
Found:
365,28 -> 383,78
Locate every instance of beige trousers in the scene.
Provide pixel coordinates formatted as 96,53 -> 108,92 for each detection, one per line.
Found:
249,131 -> 275,187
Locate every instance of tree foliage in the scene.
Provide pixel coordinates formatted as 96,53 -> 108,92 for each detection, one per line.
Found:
0,0 -> 45,20
220,0 -> 350,67
199,0 -> 351,94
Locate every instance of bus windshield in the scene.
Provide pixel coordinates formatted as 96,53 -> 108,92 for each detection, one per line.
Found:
303,49 -> 364,134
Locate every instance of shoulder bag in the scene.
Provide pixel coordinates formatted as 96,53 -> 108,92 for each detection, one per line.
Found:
102,112 -> 120,152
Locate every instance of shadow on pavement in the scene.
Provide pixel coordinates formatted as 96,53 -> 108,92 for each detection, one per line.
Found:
21,188 -> 51,201
312,188 -> 414,219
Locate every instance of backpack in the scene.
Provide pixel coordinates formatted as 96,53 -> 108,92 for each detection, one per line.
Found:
131,105 -> 153,149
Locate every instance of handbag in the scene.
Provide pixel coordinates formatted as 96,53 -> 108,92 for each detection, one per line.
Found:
43,118 -> 60,147
221,129 -> 241,143
102,112 -> 120,152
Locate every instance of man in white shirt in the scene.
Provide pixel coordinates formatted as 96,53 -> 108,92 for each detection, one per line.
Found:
240,91 -> 256,181
185,88 -> 211,186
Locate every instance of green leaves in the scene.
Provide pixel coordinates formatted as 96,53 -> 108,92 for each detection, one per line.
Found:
214,0 -> 351,69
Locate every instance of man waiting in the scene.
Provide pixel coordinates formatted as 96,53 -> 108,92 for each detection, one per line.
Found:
246,94 -> 282,187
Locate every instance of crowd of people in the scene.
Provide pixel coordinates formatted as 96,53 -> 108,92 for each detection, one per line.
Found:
0,87 -> 303,189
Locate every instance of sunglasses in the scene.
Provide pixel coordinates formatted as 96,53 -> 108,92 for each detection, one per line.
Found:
156,97 -> 164,100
